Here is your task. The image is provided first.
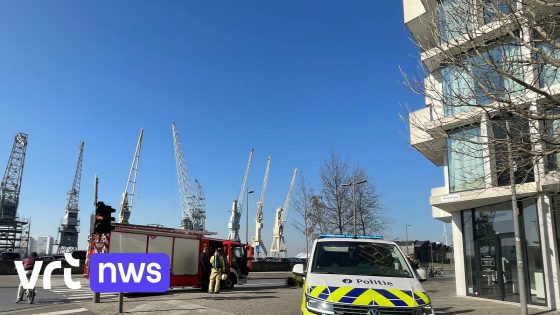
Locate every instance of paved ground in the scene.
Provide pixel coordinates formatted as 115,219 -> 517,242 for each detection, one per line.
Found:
2,272 -> 560,314
424,272 -> 560,315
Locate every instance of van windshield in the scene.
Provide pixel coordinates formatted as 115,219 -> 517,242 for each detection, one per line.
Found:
311,241 -> 413,278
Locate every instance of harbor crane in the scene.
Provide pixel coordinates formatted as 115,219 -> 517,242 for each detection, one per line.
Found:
194,179 -> 206,224
228,148 -> 254,242
56,141 -> 84,253
270,168 -> 297,258
0,133 -> 28,221
172,123 -> 205,231
119,129 -> 143,224
252,156 -> 270,258
0,133 -> 28,254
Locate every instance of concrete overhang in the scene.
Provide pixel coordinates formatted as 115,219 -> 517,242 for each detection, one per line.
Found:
430,182 -> 538,213
403,0 -> 439,51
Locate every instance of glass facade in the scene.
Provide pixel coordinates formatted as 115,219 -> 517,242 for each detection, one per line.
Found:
442,43 -> 524,116
447,126 -> 485,192
438,0 -> 476,43
539,43 -> 560,88
491,119 -> 534,186
462,210 -> 479,295
461,200 -> 546,305
483,0 -> 514,24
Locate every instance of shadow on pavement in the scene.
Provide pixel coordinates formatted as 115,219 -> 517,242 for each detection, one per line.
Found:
435,307 -> 475,314
122,308 -> 206,313
196,295 -> 278,301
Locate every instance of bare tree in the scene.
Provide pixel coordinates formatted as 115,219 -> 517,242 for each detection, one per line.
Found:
352,167 -> 385,236
404,1 -> 560,312
292,152 -> 386,241
320,152 -> 352,234
292,172 -> 316,256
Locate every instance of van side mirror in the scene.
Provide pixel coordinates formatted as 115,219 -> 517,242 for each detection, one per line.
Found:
417,268 -> 428,282
292,263 -> 306,277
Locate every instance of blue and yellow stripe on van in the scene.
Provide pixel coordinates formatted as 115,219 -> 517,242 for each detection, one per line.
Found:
306,285 -> 431,307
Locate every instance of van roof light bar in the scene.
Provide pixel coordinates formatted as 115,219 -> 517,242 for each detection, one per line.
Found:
318,234 -> 383,240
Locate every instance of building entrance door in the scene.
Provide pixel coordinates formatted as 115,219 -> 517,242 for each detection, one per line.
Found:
477,234 -> 518,302
478,237 -> 499,299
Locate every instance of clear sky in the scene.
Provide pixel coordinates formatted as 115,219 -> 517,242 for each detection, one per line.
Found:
0,1 -> 446,256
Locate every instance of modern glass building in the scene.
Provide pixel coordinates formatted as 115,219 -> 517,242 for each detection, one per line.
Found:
404,0 -> 560,310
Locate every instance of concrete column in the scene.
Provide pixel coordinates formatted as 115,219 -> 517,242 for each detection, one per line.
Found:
538,195 -> 559,309
451,211 -> 466,296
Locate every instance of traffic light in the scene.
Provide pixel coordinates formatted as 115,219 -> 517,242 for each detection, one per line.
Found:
93,201 -> 116,234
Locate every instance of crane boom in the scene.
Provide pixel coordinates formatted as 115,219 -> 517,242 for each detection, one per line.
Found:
252,156 -> 271,257
228,148 -> 254,241
237,148 -> 254,217
172,123 -> 204,230
281,168 -> 298,223
270,168 -> 297,258
194,179 -> 206,223
56,141 -> 84,253
119,129 -> 143,224
0,133 -> 28,220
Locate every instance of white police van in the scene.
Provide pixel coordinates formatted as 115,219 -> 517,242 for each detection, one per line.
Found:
292,235 -> 434,315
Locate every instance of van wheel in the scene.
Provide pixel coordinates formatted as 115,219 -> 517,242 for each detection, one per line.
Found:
225,274 -> 236,289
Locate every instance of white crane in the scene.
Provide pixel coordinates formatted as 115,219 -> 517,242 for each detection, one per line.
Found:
172,123 -> 205,231
119,129 -> 143,224
252,156 -> 271,258
270,168 -> 297,258
228,148 -> 254,242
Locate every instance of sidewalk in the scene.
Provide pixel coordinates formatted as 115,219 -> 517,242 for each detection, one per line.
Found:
425,273 -> 560,315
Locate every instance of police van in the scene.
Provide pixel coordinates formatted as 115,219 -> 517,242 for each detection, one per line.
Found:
292,235 -> 434,315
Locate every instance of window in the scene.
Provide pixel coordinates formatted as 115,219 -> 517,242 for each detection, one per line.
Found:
311,241 -> 413,278
442,65 -> 476,116
448,126 -> 486,192
462,200 -> 546,305
491,118 -> 534,186
471,43 -> 524,104
462,210 -> 478,295
483,0 -> 514,24
522,200 -> 546,305
439,0 -> 476,43
546,116 -> 560,170
442,43 -> 524,116
538,43 -> 560,88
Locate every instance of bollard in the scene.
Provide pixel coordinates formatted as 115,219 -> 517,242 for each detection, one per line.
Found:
93,292 -> 100,303
118,292 -> 124,313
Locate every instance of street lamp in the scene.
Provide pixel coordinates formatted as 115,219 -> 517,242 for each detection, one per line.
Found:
246,190 -> 254,244
342,179 -> 367,237
405,224 -> 412,255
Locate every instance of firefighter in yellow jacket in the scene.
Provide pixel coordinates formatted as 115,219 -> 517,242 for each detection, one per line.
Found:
209,248 -> 226,294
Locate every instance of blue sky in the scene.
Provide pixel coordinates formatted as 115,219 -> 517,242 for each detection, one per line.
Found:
0,1 -> 445,255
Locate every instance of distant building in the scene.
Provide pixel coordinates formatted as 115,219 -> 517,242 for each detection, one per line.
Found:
27,237 -> 36,254
36,236 -> 54,255
396,240 -> 452,265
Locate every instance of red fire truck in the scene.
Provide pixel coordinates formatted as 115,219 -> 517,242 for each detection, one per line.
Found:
85,223 -> 253,289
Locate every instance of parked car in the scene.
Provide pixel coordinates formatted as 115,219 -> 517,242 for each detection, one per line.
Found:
0,252 -> 21,261
53,254 -> 65,261
71,250 -> 86,261
286,257 -> 305,264
40,256 -> 55,262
